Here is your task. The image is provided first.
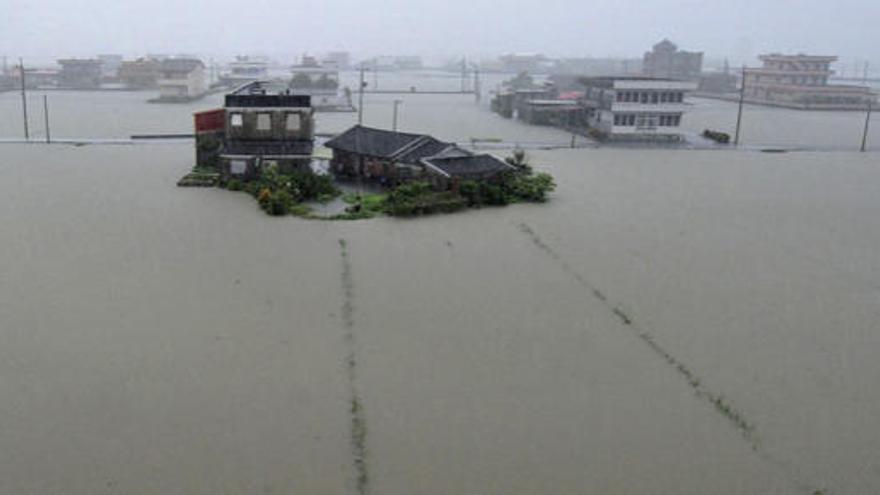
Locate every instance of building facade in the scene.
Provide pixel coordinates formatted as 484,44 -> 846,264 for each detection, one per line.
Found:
218,81 -> 315,180
580,77 -> 696,141
158,58 -> 206,101
57,59 -> 102,89
743,54 -> 875,110
643,39 -> 703,80
221,55 -> 269,86
119,58 -> 162,89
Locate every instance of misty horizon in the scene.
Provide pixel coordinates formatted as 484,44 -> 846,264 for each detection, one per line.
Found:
3,0 -> 879,66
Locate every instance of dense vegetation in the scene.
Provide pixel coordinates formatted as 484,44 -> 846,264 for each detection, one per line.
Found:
384,151 -> 556,216
205,151 -> 555,219
227,166 -> 339,216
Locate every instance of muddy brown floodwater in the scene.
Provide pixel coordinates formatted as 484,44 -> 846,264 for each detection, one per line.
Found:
0,82 -> 878,494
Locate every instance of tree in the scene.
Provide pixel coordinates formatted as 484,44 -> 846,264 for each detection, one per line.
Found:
505,149 -> 532,174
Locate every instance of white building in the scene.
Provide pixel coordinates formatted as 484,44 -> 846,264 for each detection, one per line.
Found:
222,55 -> 270,86
743,54 -> 875,110
157,58 -> 206,101
581,77 -> 697,141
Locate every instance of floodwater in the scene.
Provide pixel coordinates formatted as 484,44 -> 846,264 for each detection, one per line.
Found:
1,76 -> 879,494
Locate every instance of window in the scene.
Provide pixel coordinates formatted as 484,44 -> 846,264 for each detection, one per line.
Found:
256,113 -> 272,131
230,113 -> 243,127
627,114 -> 635,126
640,93 -> 648,103
651,93 -> 659,104
230,160 -> 247,175
286,113 -> 301,131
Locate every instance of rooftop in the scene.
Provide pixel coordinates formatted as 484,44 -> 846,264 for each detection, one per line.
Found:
422,154 -> 516,178
759,54 -> 838,61
225,81 -> 311,108
160,58 -> 204,73
324,125 -> 459,163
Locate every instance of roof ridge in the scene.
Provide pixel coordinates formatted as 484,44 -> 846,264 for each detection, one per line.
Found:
390,135 -> 433,159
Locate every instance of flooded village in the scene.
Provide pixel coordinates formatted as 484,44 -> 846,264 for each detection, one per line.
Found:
2,10 -> 880,493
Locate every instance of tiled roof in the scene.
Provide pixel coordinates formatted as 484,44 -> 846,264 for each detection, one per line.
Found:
421,154 -> 516,178
325,125 -> 441,161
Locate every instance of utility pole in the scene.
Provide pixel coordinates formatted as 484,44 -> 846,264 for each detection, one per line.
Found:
19,58 -> 29,141
43,95 -> 51,143
358,63 -> 365,125
392,99 -> 402,132
863,61 -> 870,86
734,65 -> 746,146
461,56 -> 467,92
861,99 -> 872,152
473,64 -> 481,103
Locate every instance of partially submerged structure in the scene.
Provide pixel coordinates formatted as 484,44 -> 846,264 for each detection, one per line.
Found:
325,125 -> 514,187
156,58 -> 206,102
289,56 -> 353,111
207,81 -> 315,180
220,56 -> 269,86
579,76 -> 697,142
57,59 -> 102,89
743,54 -> 875,110
119,58 -> 162,89
643,39 -> 703,81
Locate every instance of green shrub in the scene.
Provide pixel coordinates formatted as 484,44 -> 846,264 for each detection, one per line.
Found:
505,172 -> 556,202
227,178 -> 242,191
479,182 -> 509,206
267,190 -> 291,216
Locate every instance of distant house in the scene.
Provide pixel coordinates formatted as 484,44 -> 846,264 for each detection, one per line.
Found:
157,58 -> 206,101
324,125 -> 512,188
57,59 -> 102,89
742,54 -> 875,110
580,76 -> 697,142
421,154 -> 516,190
97,54 -> 123,81
217,81 -> 315,180
119,58 -> 162,89
221,55 -> 270,86
643,39 -> 703,81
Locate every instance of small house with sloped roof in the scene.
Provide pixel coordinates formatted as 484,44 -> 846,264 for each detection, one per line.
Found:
324,125 -> 470,185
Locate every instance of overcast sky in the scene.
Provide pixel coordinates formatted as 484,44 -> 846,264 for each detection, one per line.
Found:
3,0 -> 878,64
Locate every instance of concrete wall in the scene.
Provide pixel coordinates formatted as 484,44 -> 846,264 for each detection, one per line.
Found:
226,109 -> 314,141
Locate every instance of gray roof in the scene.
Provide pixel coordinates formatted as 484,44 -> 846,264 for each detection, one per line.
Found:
160,58 -> 204,74
324,125 -> 460,163
421,154 -> 516,178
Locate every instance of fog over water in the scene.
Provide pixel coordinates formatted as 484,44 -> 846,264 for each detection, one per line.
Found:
3,0 -> 879,61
